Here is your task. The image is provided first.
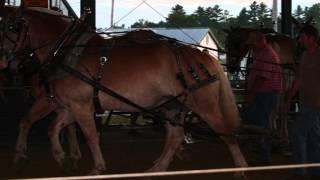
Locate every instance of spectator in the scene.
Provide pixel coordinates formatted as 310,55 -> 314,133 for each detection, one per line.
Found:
244,31 -> 282,164
285,25 -> 320,180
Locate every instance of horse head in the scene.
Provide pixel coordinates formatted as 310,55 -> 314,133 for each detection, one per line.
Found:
0,7 -> 73,75
224,27 -> 254,74
292,16 -> 320,45
0,5 -> 24,70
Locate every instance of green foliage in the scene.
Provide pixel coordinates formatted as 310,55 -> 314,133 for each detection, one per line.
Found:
293,5 -> 305,22
305,3 -> 320,31
130,2 -> 320,45
166,4 -> 196,27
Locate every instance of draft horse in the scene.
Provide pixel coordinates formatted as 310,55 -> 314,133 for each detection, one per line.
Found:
0,5 -> 82,171
5,7 -> 248,176
224,27 -> 297,143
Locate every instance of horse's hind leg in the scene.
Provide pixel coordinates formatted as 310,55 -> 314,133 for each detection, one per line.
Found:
199,107 -> 248,179
148,109 -> 185,172
14,95 -> 54,170
220,136 -> 248,179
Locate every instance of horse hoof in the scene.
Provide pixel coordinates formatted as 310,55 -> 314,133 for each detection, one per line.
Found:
13,156 -> 29,172
88,168 -> 104,175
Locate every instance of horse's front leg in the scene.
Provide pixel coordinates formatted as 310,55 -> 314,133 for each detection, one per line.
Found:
147,110 -> 185,172
14,95 -> 55,170
66,123 -> 82,166
69,102 -> 106,175
48,108 -> 77,173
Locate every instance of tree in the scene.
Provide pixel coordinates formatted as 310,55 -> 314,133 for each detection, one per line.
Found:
131,19 -> 165,28
235,8 -> 251,26
192,6 -> 210,26
166,4 -> 193,27
248,1 -> 259,25
293,5 -> 305,22
206,5 -> 224,23
304,3 -> 320,30
257,2 -> 272,27
243,1 -> 272,28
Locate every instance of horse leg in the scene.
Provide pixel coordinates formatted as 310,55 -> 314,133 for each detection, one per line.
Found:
13,95 -> 55,170
66,123 -> 82,165
147,109 -> 185,172
196,103 -> 248,179
220,136 -> 249,180
48,107 -> 80,173
68,103 -> 106,175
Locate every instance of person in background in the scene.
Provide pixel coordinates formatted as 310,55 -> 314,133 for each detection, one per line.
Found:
244,31 -> 282,164
285,25 -> 320,180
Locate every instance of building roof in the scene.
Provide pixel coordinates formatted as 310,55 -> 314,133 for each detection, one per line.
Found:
150,28 -> 210,44
101,27 -> 219,46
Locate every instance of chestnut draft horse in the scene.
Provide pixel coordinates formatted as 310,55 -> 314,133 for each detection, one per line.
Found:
0,5 -> 82,170
6,7 -> 248,176
224,27 -> 297,143
1,6 -> 158,173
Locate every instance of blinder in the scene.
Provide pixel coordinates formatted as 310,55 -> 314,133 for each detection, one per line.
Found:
0,15 -> 24,60
17,51 -> 40,76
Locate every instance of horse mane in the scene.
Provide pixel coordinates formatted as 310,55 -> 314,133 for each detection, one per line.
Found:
27,7 -> 64,16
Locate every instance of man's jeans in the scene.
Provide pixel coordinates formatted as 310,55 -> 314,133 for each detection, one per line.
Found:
243,91 -> 278,163
291,104 -> 320,176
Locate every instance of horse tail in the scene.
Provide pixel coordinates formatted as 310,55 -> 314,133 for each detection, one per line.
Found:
213,57 -> 240,130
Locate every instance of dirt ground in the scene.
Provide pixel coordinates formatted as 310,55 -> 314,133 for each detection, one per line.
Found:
0,126 -> 297,180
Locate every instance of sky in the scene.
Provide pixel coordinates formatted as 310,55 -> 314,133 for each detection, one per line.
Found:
65,0 -> 318,28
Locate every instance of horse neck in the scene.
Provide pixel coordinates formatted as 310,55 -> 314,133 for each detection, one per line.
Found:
25,11 -> 72,62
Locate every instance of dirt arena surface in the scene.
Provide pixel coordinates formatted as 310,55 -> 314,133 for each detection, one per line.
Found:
0,126 -> 298,180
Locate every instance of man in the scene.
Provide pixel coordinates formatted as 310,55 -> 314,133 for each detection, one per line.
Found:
285,25 -> 320,180
244,31 -> 282,164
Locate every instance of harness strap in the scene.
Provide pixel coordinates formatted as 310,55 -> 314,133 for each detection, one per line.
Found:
93,52 -> 112,132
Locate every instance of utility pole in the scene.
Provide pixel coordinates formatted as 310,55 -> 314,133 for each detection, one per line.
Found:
272,0 -> 278,32
110,0 -> 114,28
281,0 -> 292,36
81,0 -> 96,29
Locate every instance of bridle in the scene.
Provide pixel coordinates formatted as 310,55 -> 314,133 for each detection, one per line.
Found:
0,9 -> 29,64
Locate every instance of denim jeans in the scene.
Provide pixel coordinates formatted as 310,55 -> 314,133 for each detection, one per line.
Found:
291,104 -> 320,176
243,91 -> 278,163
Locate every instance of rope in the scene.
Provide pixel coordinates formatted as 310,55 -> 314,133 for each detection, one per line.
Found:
13,163 -> 320,180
